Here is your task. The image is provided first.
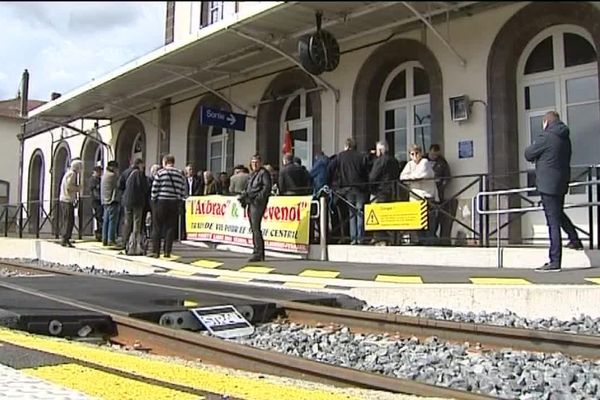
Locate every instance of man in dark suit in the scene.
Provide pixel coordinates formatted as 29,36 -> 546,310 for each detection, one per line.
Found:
279,153 -> 311,195
525,111 -> 583,273
368,140 -> 400,246
181,164 -> 203,240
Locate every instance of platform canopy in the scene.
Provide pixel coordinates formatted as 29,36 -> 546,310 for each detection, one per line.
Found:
28,1 -> 502,131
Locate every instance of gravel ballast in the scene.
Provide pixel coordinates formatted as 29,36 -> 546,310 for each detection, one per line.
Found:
234,322 -> 600,399
366,305 -> 600,336
0,258 -> 129,276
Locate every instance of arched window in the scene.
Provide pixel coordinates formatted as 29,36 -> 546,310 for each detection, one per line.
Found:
518,26 -> 598,169
281,89 -> 313,168
380,62 -> 431,162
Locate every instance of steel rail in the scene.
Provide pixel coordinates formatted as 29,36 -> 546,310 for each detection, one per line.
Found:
2,260 -> 600,360
97,277 -> 600,360
281,302 -> 600,360
0,277 -> 493,400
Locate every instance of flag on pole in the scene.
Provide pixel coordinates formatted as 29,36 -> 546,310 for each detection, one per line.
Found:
282,122 -> 293,154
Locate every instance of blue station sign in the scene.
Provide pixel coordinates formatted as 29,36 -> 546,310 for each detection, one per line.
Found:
200,106 -> 246,131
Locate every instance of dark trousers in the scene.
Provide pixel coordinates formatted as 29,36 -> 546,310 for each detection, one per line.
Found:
330,195 -> 348,242
152,200 -> 179,256
92,200 -> 103,238
541,193 -> 580,266
372,193 -> 393,243
248,202 -> 267,257
432,198 -> 458,246
60,202 -> 74,243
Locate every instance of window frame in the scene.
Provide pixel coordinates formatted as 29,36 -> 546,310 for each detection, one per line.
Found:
379,61 -> 431,162
280,89 -> 314,169
517,25 -> 598,197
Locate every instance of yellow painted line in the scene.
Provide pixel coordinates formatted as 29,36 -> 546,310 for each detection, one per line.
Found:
160,255 -> 180,261
219,275 -> 253,283
0,328 -> 359,400
375,275 -> 423,284
283,282 -> 327,289
299,269 -> 340,278
585,278 -> 600,284
25,363 -> 200,400
469,277 -> 531,285
239,266 -> 274,274
183,300 -> 199,307
191,259 -> 223,269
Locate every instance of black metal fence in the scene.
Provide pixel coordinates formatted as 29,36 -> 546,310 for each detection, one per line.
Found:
3,165 -> 599,251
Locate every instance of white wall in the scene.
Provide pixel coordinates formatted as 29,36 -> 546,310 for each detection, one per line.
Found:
0,118 -> 23,204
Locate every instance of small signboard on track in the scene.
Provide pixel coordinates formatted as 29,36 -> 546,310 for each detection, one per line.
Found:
190,305 -> 254,339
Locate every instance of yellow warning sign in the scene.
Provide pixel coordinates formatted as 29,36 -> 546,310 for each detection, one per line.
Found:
364,201 -> 428,231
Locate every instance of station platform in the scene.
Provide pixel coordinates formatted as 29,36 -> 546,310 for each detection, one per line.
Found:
2,237 -> 600,320
73,239 -> 600,287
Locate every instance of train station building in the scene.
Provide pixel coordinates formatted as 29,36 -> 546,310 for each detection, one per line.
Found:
18,1 -> 600,246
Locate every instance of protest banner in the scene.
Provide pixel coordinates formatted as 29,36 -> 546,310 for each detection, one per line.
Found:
186,195 -> 312,253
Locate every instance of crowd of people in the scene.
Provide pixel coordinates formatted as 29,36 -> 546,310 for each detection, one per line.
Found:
56,139 -> 454,256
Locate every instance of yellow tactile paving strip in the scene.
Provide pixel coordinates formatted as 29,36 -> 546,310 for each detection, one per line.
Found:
299,269 -> 340,278
0,328 -> 360,400
238,266 -> 274,274
191,259 -> 223,268
25,364 -> 200,400
375,275 -> 423,284
469,277 -> 531,285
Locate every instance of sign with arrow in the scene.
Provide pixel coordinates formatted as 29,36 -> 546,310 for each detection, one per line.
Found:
200,106 -> 246,131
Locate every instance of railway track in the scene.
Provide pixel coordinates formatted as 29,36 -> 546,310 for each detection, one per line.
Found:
1,260 -> 599,399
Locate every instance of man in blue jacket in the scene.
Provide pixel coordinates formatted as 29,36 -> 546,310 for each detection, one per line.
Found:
524,111 -> 583,272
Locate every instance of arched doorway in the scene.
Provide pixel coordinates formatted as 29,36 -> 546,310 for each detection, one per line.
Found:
187,94 -> 234,173
281,89 -> 313,168
516,26 -> 598,242
52,143 -> 70,236
379,61 -> 431,162
353,38 -> 443,153
80,138 -> 103,235
116,117 -> 145,171
257,69 -> 321,167
487,1 -> 600,241
27,150 -> 44,234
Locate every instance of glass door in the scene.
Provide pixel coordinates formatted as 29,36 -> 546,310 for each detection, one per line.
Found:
286,119 -> 313,169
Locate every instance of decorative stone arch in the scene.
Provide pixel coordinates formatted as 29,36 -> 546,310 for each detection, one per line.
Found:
80,137 -> 103,235
352,38 -> 443,152
27,149 -> 45,234
256,69 -> 322,166
51,142 -> 71,236
51,142 -> 71,203
186,94 -> 234,172
486,1 -> 600,241
115,117 -> 145,172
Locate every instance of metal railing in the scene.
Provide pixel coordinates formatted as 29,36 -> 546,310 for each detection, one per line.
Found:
476,165 -> 600,268
0,195 -> 100,240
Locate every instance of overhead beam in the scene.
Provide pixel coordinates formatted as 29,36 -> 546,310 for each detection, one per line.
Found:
162,68 -> 251,115
401,1 -> 467,67
230,28 -> 340,101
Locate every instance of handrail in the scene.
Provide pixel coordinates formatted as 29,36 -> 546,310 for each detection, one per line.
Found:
476,180 -> 600,215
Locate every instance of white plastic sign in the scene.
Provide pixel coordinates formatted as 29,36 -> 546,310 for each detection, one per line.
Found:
190,305 -> 254,339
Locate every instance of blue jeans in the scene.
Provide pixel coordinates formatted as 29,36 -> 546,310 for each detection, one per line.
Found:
346,191 -> 367,243
102,203 -> 119,244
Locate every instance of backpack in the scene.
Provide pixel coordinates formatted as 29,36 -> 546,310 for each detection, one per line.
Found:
126,230 -> 148,256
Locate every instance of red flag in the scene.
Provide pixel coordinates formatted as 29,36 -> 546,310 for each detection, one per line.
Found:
282,122 -> 293,154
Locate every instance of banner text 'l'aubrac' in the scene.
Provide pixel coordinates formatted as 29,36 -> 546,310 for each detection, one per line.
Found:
185,195 -> 312,254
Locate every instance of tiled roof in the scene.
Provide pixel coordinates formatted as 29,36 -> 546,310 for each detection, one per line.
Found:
0,98 -> 46,120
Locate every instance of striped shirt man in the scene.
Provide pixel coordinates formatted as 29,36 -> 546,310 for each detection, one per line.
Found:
151,166 -> 186,201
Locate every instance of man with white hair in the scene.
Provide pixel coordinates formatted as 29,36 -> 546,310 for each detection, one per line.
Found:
368,140 -> 401,246
58,158 -> 83,247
